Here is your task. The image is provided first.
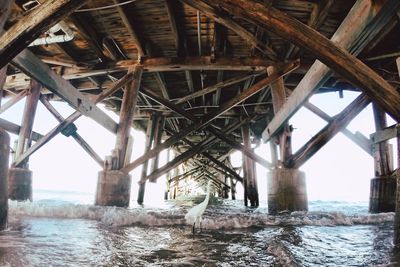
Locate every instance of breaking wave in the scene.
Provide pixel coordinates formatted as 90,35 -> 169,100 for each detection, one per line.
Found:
8,200 -> 394,229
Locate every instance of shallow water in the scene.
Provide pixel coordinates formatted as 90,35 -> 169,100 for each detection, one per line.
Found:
1,195 -> 399,266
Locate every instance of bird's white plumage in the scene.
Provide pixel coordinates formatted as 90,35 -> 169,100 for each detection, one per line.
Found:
185,180 -> 212,229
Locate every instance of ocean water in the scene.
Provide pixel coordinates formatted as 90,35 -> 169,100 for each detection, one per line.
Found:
0,190 -> 399,266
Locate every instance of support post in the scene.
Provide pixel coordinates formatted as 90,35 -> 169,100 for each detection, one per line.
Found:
393,125 -> 400,245
137,114 -> 157,205
149,115 -> 165,183
267,66 -> 306,214
9,80 -> 40,201
0,129 -> 10,230
241,123 -> 259,207
95,66 -> 142,207
369,103 -> 395,213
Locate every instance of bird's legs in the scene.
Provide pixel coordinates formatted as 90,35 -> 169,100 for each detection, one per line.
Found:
192,223 -> 196,234
200,221 -> 202,233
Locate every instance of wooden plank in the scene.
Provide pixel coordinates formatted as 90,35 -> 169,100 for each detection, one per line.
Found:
14,80 -> 41,167
286,94 -> 371,168
225,0 -> 400,141
12,49 -> 118,134
0,118 -> 43,142
0,0 -> 88,69
179,0 -> 278,60
113,0 -> 145,58
39,95 -> 104,167
114,66 -> 142,169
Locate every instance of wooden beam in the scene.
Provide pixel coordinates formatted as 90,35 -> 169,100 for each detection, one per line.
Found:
145,119 -> 247,182
372,103 -> 392,176
113,0 -> 145,58
286,94 -> 371,168
0,89 -> 28,115
370,124 -> 400,144
256,0 -> 400,141
0,0 -> 12,107
12,49 -> 118,134
0,118 -> 43,141
0,0 -> 88,69
397,57 -> 400,79
303,100 -> 372,155
149,115 -> 165,181
175,72 -> 259,104
14,80 -> 41,167
120,61 -> 296,175
114,66 -> 142,169
241,122 -> 258,207
179,0 -> 278,60
70,13 -> 108,63
136,56 -> 273,72
39,95 -> 104,167
165,0 -> 180,56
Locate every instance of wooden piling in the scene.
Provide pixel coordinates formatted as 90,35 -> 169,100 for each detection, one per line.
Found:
138,114 -> 157,204
393,127 -> 400,245
95,66 -> 142,207
369,103 -> 395,213
0,128 -> 10,230
241,123 -> 259,207
8,80 -> 40,201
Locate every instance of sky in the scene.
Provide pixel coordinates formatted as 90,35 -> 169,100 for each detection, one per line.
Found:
1,90 -> 398,204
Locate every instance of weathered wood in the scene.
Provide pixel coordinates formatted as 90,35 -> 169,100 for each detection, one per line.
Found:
175,72 -> 259,104
241,123 -> 259,207
118,56 -> 273,72
0,89 -> 28,115
179,0 -> 278,60
397,57 -> 400,78
12,49 -> 118,134
0,118 -> 43,142
70,13 -> 108,62
303,100 -> 372,155
0,0 -> 12,108
14,80 -> 41,167
13,112 -> 81,168
149,115 -> 165,182
0,0 -> 88,69
137,114 -> 157,204
394,131 -> 400,245
268,65 -> 292,163
113,0 -> 145,58
286,94 -> 371,168
145,118 -> 247,182
0,129 -> 9,230
372,103 -> 392,176
39,95 -> 104,167
239,0 -> 400,141
120,61 -> 296,175
114,66 -> 143,169
141,86 -> 272,168
165,0 -> 180,56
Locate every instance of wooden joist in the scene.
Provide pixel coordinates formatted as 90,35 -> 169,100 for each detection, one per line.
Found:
370,124 -> 400,144
286,94 -> 371,168
0,0 -> 88,69
179,0 -> 278,60
254,0 -> 400,141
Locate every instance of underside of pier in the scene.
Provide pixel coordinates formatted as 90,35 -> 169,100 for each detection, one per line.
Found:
0,0 -> 399,223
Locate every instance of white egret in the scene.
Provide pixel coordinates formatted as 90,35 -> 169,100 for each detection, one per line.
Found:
185,180 -> 212,234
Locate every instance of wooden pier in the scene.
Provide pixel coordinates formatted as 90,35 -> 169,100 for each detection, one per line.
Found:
0,0 -> 399,242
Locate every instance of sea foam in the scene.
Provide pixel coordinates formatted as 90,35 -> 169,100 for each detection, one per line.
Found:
8,200 -> 394,229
